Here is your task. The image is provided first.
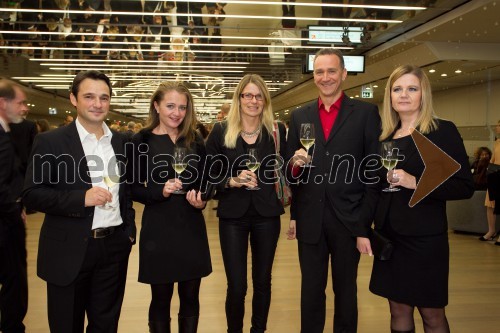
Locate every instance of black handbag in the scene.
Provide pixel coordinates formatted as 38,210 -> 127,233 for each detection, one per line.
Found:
370,229 -> 394,261
487,163 -> 500,175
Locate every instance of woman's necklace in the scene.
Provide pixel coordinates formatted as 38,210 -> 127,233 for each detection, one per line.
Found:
397,125 -> 413,137
241,126 -> 261,138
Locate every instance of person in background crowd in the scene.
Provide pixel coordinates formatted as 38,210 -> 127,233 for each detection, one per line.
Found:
0,79 -> 29,333
134,122 -> 144,133
480,120 -> 500,243
23,70 -> 136,333
124,121 -> 136,139
196,121 -> 209,140
35,119 -> 51,133
471,146 -> 492,174
9,96 -> 36,180
59,114 -> 74,127
471,146 -> 491,191
369,65 -> 474,333
286,48 -> 380,333
129,81 -> 211,333
205,74 -> 286,333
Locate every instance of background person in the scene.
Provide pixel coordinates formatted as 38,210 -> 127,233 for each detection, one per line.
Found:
286,48 -> 380,333
470,146 -> 491,191
129,81 -> 211,333
205,74 -> 286,333
0,80 -> 29,333
481,120 -> 500,243
23,70 -> 136,333
369,65 -> 474,333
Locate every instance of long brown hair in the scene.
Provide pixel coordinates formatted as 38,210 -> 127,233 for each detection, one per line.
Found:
144,81 -> 197,147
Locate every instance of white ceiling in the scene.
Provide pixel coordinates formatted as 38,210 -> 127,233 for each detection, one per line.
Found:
2,0 -> 498,123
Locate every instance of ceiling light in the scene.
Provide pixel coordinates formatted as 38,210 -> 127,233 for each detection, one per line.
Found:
429,69 -> 436,73
0,8 -> 403,24
441,73 -> 448,77
455,69 -> 462,73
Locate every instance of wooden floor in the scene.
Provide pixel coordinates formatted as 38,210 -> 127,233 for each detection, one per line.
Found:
23,201 -> 500,333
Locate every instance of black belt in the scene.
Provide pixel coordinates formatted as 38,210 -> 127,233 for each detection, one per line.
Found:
91,227 -> 116,239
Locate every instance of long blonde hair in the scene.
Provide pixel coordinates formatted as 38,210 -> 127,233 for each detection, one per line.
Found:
144,81 -> 197,147
224,74 -> 274,148
380,65 -> 438,141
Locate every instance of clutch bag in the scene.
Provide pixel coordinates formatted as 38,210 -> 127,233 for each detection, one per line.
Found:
487,163 -> 500,175
370,229 -> 394,261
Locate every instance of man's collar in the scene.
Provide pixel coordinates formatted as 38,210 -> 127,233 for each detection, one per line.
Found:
75,117 -> 112,142
318,92 -> 345,110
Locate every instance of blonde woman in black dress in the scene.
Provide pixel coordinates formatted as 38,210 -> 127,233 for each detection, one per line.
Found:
369,65 -> 474,333
129,82 -> 211,333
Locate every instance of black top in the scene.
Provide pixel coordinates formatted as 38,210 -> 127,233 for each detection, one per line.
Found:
205,121 -> 286,219
129,130 -> 212,283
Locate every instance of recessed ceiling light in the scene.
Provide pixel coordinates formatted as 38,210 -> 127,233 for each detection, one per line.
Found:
373,85 -> 378,88
455,69 -> 462,73
441,73 -> 448,77
429,69 -> 436,73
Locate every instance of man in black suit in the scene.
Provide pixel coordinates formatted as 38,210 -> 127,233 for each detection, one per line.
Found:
23,71 -> 136,333
0,80 -> 29,333
286,48 -> 380,333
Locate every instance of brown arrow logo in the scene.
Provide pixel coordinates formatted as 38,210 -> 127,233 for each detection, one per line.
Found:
408,128 -> 461,207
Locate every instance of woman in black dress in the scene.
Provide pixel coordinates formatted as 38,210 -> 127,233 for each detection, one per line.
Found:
369,65 -> 474,333
205,74 -> 286,333
130,82 -> 211,333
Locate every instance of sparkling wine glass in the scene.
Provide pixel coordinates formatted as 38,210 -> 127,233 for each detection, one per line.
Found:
300,123 -> 315,167
380,141 -> 400,192
245,148 -> 260,190
172,146 -> 187,194
102,174 -> 119,209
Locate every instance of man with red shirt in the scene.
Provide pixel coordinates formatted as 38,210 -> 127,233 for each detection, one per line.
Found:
286,48 -> 381,333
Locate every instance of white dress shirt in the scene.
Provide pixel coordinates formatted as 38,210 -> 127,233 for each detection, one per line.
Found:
75,118 -> 123,230
0,116 -> 10,132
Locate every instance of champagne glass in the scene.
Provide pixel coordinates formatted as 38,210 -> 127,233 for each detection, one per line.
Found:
380,141 -> 400,192
245,148 -> 260,190
102,174 -> 119,209
300,123 -> 315,167
172,146 -> 187,194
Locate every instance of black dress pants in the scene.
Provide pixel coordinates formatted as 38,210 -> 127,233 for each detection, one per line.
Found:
219,215 -> 280,333
0,212 -> 27,333
46,227 -> 132,333
298,205 -> 360,333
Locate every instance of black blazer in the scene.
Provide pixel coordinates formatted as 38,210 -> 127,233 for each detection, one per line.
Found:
374,119 -> 474,236
0,126 -> 23,246
205,121 -> 286,219
22,122 -> 136,286
286,96 -> 381,243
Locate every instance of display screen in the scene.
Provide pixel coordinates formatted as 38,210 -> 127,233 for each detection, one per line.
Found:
306,25 -> 363,44
305,54 -> 365,73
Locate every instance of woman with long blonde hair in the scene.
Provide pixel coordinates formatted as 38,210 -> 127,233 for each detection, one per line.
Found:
205,74 -> 286,333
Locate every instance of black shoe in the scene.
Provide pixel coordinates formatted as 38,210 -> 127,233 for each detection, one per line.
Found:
479,235 -> 495,241
495,241 -> 500,246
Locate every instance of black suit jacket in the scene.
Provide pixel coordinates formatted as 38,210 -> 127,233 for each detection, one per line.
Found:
374,119 -> 474,236
0,125 -> 23,245
286,96 -> 381,243
22,122 -> 136,286
205,121 -> 286,219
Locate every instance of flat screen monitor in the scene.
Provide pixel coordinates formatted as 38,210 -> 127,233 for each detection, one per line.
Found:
305,25 -> 363,45
305,54 -> 365,73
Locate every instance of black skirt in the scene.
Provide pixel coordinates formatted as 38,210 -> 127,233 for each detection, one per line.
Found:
369,223 -> 449,308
